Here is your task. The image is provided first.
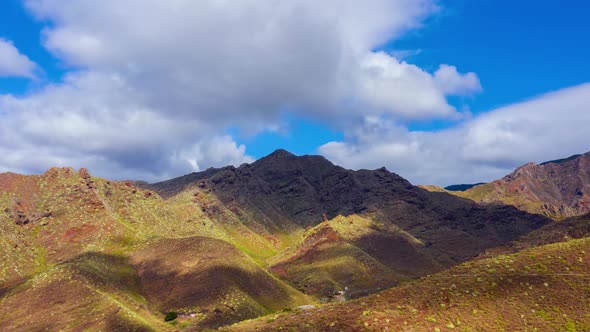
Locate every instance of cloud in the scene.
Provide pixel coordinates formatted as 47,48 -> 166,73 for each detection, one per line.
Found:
21,0 -> 449,123
0,71 -> 253,181
2,0 -> 474,180
434,64 -> 482,95
320,83 -> 590,186
0,1 -> 583,187
356,52 -> 480,119
0,38 -> 38,78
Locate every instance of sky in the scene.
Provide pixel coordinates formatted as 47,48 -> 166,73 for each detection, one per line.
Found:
0,0 -> 589,185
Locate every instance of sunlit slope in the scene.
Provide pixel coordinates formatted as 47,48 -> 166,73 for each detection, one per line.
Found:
268,214 -> 442,297
0,167 -> 217,288
448,152 -> 590,219
0,168 -> 312,330
228,236 -> 590,331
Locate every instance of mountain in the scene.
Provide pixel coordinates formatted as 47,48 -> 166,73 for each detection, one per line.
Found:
0,167 -> 310,331
456,152 -> 590,219
1,150 -> 573,330
148,149 -> 549,297
227,226 -> 590,331
444,183 -> 486,192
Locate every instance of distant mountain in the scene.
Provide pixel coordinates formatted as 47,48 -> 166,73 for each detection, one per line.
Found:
148,149 -> 549,297
444,183 -> 486,192
456,152 -> 590,219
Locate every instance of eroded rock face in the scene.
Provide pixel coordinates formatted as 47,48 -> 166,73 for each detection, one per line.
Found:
79,168 -> 96,190
460,152 -> 590,219
12,209 -> 52,226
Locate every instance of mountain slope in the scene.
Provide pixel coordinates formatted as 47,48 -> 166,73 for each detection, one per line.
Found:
457,152 -> 590,219
227,234 -> 590,332
130,236 -> 310,330
0,252 -> 169,331
267,215 -> 408,297
0,168 -> 312,330
149,149 -> 550,297
0,167 -> 212,288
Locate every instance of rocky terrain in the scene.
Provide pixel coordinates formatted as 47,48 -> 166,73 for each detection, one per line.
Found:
453,152 -> 590,219
147,149 -> 549,297
1,149 -> 589,331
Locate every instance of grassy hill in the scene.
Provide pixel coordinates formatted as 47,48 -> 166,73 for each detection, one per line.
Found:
227,235 -> 590,331
0,252 -> 169,331
0,168 -> 312,330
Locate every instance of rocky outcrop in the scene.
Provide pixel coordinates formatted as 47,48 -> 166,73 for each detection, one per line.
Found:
459,152 -> 590,219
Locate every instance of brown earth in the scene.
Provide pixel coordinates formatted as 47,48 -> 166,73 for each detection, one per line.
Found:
0,167 -> 311,331
130,236 -> 309,330
454,152 -> 590,219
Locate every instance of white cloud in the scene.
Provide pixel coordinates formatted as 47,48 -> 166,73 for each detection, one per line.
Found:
0,1 -> 583,187
21,0 -> 450,123
2,0 -> 477,180
0,39 -> 38,78
0,71 -> 253,181
434,64 -> 482,95
320,83 -> 590,186
356,52 -> 480,119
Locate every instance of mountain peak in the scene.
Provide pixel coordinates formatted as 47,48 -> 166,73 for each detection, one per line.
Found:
267,149 -> 296,158
456,151 -> 590,219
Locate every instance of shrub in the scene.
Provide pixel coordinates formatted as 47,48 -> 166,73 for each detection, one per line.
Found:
164,311 -> 178,322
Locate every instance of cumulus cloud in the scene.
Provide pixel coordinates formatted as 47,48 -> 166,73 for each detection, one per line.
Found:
22,0 -> 450,123
3,0 -> 477,180
0,71 -> 253,181
0,0 -> 583,186
434,64 -> 482,95
320,83 -> 590,186
356,52 -> 480,119
0,38 -> 38,78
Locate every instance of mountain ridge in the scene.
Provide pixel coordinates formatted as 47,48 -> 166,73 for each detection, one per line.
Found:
3,149 -> 587,331
145,149 -> 550,298
454,151 -> 590,219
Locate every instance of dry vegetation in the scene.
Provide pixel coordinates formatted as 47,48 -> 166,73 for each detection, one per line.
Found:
1,152 -> 589,331
227,236 -> 590,332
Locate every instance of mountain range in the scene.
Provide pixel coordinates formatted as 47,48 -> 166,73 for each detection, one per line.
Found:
0,149 -> 589,331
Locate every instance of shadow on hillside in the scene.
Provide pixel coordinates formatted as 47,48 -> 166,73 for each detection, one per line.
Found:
346,190 -> 552,284
1,245 -> 296,331
134,249 -> 299,329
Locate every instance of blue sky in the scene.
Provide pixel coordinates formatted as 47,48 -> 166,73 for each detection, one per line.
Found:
0,1 -> 589,184
242,0 -> 590,155
0,0 -> 61,92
